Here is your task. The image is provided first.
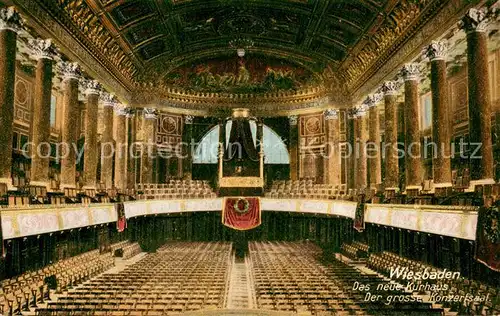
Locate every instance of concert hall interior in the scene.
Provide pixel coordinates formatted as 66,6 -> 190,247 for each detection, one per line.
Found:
0,0 -> 499,315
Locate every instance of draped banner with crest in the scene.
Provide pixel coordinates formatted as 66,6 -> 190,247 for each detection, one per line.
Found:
222,197 -> 261,230
475,205 -> 500,272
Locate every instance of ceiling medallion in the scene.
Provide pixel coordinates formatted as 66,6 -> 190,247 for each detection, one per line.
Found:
229,37 -> 254,57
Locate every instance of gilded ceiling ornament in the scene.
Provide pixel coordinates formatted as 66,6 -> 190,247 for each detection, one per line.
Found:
424,40 -> 448,61
58,61 -> 81,80
324,109 -> 338,120
28,38 -> 59,61
400,63 -> 421,81
143,108 -> 158,120
184,115 -> 194,124
99,92 -> 117,107
460,8 -> 490,33
0,6 -> 23,33
81,79 -> 102,96
381,81 -> 400,96
288,115 -> 298,126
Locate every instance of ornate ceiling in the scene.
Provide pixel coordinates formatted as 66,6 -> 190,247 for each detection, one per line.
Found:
15,0 -> 476,113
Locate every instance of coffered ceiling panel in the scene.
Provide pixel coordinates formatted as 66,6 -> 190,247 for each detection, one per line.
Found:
26,0 -> 467,107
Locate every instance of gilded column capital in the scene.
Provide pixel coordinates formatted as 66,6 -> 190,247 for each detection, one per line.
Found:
288,115 -> 298,126
114,104 -> 128,116
366,93 -> 383,108
99,92 -> 117,107
324,109 -> 339,120
424,40 -> 448,61
143,107 -> 158,120
0,7 -> 23,33
28,38 -> 58,61
125,108 -> 136,118
346,108 -> 357,119
81,79 -> 102,96
184,115 -> 194,124
400,63 -> 421,81
356,104 -> 369,117
58,61 -> 81,81
381,81 -> 401,96
460,8 -> 491,33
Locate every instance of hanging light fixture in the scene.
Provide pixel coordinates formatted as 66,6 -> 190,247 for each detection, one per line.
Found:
229,37 -> 254,57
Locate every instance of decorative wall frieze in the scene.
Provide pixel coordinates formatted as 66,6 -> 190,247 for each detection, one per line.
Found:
424,40 -> 448,61
28,38 -> 58,61
0,6 -> 23,33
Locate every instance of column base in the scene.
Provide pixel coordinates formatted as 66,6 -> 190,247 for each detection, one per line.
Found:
0,177 -> 16,191
466,178 -> 496,192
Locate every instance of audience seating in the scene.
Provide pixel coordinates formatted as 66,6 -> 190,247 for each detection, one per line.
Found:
340,241 -> 369,261
265,180 -> 349,200
35,242 -> 232,315
249,241 -> 441,315
0,249 -> 115,316
135,180 -> 216,200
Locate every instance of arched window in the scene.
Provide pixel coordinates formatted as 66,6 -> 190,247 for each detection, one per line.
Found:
194,121 -> 290,164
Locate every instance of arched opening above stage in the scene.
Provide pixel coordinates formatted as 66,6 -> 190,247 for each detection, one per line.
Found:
194,121 -> 290,165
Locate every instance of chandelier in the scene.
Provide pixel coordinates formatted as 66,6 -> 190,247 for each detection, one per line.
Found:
229,37 -> 254,57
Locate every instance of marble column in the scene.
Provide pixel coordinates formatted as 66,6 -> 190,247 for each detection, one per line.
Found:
288,115 -> 299,181
356,106 -> 368,190
324,109 -> 341,186
401,63 -> 422,194
58,62 -> 81,189
80,80 -> 101,189
99,92 -> 115,189
114,105 -> 128,190
141,108 -> 157,184
28,38 -> 57,188
461,8 -> 495,186
346,110 -> 356,190
127,110 -> 137,189
182,115 -> 194,180
382,81 -> 400,194
0,7 -> 22,189
367,95 -> 382,191
425,41 -> 452,192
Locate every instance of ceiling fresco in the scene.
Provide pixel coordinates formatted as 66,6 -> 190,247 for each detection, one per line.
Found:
162,55 -> 320,94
